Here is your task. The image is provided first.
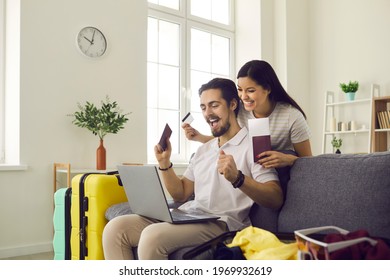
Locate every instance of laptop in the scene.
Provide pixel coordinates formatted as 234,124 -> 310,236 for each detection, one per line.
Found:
117,165 -> 220,224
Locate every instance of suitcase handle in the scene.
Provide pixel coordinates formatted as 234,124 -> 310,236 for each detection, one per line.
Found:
105,171 -> 123,186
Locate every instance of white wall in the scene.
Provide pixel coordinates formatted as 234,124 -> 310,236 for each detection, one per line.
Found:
0,0 -> 147,258
236,0 -> 311,133
1,0 -> 390,258
285,0 -> 310,117
237,0 -> 390,155
235,0 -> 262,69
308,0 -> 390,154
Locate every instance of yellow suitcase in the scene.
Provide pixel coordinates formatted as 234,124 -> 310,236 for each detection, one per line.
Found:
70,172 -> 128,260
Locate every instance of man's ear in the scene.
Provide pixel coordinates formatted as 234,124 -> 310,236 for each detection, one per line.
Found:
230,98 -> 238,111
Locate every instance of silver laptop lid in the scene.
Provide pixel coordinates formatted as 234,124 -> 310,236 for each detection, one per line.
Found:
117,165 -> 173,223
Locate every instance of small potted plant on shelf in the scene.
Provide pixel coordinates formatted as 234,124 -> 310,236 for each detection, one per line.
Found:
339,81 -> 359,101
331,136 -> 343,154
68,96 -> 131,170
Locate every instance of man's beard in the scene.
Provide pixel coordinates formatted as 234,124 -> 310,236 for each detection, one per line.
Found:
211,121 -> 231,137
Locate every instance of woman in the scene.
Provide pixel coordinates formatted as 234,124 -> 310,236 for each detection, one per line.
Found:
183,60 -> 312,168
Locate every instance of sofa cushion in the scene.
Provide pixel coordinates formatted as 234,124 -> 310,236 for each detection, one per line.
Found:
105,202 -> 132,221
278,152 -> 390,239
249,204 -> 279,232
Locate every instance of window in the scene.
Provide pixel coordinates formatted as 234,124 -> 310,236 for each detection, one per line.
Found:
0,0 -> 5,163
147,0 -> 235,164
1,0 -> 22,168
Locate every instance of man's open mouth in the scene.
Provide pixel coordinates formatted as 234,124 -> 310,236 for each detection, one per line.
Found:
208,117 -> 220,128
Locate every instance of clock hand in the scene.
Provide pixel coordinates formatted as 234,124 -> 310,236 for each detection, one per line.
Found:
91,30 -> 96,44
83,36 -> 93,45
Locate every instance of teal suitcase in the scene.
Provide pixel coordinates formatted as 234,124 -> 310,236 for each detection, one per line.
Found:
53,187 -> 72,260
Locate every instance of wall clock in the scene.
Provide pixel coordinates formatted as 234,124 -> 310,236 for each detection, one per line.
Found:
76,26 -> 107,58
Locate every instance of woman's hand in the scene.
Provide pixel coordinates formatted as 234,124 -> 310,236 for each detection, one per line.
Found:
182,123 -> 199,140
256,151 -> 297,169
181,123 -> 213,143
256,140 -> 312,169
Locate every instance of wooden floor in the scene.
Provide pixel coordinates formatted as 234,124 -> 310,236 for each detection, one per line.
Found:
0,251 -> 54,260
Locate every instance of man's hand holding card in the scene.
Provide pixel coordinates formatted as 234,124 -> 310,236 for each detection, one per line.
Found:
181,112 -> 200,141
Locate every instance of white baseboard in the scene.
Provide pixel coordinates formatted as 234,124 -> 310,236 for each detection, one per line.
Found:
0,242 -> 53,259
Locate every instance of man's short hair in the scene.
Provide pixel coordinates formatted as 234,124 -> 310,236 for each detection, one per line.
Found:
198,78 -> 240,116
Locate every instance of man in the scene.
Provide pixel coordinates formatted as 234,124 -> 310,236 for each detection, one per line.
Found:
102,78 -> 282,260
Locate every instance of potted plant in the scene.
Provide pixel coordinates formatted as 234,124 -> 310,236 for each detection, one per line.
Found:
339,81 -> 359,101
69,96 -> 130,170
331,136 -> 342,154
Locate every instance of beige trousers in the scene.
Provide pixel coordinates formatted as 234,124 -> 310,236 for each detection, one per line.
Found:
102,214 -> 228,260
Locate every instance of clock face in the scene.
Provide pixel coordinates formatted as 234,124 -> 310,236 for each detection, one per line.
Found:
77,27 -> 107,58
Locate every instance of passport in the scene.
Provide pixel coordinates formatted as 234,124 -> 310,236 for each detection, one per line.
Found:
248,118 -> 271,162
158,123 -> 172,151
252,135 -> 271,162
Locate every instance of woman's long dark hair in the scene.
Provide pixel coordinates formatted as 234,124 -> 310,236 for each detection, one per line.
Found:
237,60 -> 306,119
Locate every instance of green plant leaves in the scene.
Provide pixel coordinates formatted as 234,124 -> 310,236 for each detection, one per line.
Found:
331,136 -> 342,149
339,81 -> 359,93
69,96 -> 130,140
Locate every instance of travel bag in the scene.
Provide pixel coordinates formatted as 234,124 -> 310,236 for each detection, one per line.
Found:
53,187 -> 72,260
70,172 -> 128,260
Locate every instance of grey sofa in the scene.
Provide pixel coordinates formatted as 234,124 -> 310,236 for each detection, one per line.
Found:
170,151 -> 390,259
107,151 -> 390,259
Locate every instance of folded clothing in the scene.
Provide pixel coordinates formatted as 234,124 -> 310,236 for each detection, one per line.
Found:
227,226 -> 298,260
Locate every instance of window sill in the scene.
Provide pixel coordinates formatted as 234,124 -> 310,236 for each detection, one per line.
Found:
0,164 -> 28,171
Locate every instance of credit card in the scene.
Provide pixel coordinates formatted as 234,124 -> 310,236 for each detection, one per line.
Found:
182,112 -> 194,124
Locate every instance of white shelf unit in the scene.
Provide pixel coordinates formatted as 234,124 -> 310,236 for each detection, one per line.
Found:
322,84 -> 379,154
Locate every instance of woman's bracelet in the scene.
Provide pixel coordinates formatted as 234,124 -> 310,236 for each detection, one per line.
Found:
158,162 -> 173,171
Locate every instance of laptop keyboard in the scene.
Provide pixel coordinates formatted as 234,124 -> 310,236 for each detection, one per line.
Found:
170,208 -> 200,221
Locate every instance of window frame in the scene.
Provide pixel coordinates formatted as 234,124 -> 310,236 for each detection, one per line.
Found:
0,0 -> 25,170
0,0 -> 5,163
187,0 -> 235,32
147,0 -> 235,164
148,0 -> 185,18
147,9 -> 187,163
